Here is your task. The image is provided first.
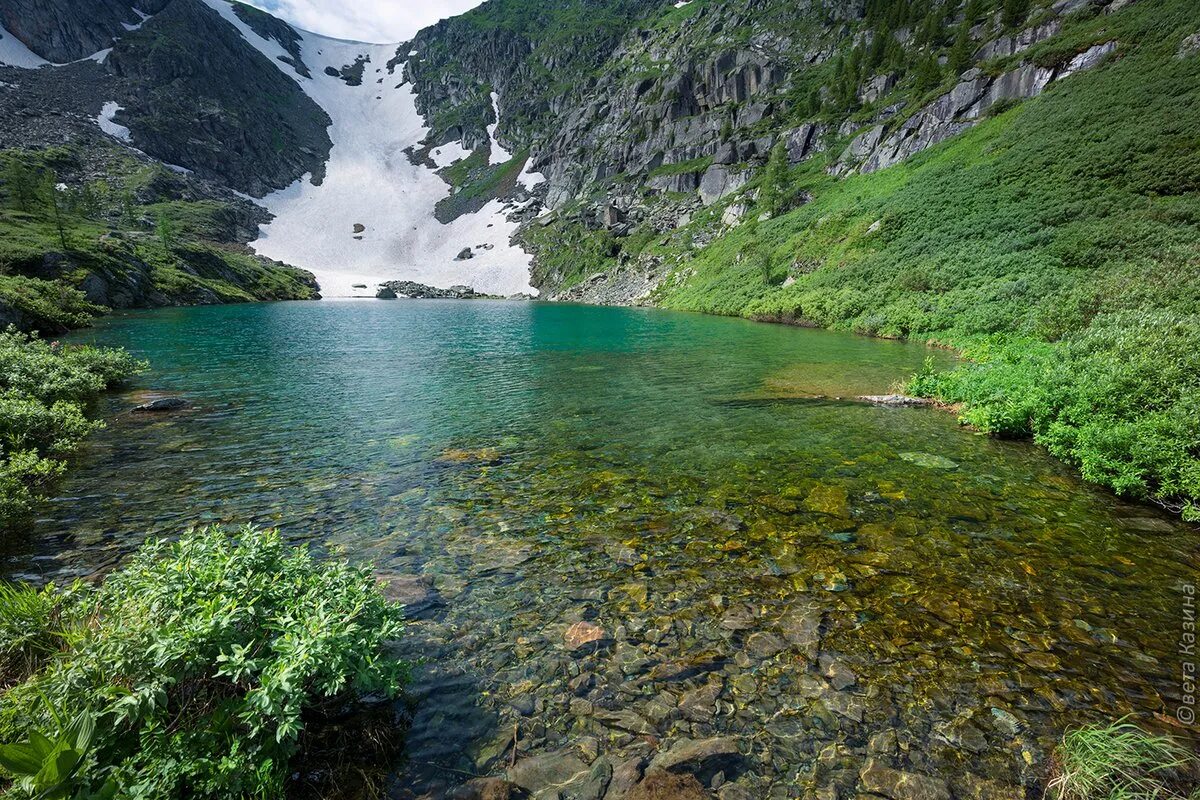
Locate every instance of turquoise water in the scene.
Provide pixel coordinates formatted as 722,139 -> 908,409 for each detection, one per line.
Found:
11,300 -> 1197,797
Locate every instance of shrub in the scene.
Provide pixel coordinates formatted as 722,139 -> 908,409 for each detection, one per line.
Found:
0,526 -> 409,799
0,328 -> 142,529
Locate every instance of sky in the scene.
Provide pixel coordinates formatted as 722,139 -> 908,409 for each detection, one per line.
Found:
244,0 -> 486,43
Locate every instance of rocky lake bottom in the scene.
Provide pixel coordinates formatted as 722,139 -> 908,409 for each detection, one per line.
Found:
7,300 -> 1197,799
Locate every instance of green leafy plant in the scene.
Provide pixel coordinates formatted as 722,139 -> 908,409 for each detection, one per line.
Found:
0,707 -> 114,800
0,526 -> 409,799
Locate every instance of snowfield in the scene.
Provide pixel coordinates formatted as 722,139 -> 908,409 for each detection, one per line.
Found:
201,0 -> 539,298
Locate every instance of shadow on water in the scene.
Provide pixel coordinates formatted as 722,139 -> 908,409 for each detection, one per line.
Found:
7,301 -> 1199,797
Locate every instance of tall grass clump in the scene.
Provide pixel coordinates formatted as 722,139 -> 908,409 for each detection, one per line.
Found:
1048,719 -> 1198,800
0,526 -> 409,799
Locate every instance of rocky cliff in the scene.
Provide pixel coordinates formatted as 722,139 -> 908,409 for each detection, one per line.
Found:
399,0 -> 1146,300
0,0 -> 331,195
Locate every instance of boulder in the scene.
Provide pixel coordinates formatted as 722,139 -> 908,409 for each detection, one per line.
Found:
1178,32 -> 1200,59
698,165 -> 747,206
376,286 -> 398,299
455,247 -> 474,260
784,123 -> 817,162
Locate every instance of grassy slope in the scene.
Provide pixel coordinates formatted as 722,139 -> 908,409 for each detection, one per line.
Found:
649,0 -> 1200,516
0,146 -> 318,335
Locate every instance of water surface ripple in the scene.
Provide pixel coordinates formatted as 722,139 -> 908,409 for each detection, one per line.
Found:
10,301 -> 1197,798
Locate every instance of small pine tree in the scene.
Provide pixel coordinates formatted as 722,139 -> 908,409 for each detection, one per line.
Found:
760,142 -> 790,218
120,188 -> 136,229
41,173 -> 68,250
964,0 -> 986,23
1,158 -> 39,213
948,22 -> 973,76
719,114 -> 733,142
914,53 -> 944,93
807,86 -> 823,116
156,213 -> 176,251
1002,0 -> 1030,28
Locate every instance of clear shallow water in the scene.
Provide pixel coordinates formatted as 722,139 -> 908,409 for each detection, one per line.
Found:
9,301 -> 1198,798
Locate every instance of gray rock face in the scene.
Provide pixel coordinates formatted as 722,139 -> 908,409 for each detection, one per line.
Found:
105,0 -> 332,196
841,42 -> 1117,176
1180,32 -> 1200,59
0,0 -> 140,63
377,281 -> 487,299
698,164 -> 747,206
974,19 -> 1062,61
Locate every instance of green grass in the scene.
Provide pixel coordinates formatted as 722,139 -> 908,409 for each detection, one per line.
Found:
0,147 -> 318,335
1048,720 -> 1197,800
0,526 -> 409,798
637,0 -> 1200,516
649,155 -> 714,178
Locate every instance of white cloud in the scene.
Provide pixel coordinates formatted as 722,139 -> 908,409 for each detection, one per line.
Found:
243,0 -> 486,43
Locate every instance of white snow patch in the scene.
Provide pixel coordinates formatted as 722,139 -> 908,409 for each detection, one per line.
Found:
0,25 -> 49,68
486,91 -> 513,165
430,140 -> 470,168
408,50 -> 418,57
517,153 -> 546,191
201,6 -> 537,297
674,1 -> 693,7
96,102 -> 133,142
123,9 -> 151,31
86,48 -> 112,63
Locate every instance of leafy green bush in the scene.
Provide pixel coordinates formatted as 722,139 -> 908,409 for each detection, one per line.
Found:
0,328 -> 142,528
0,526 -> 409,799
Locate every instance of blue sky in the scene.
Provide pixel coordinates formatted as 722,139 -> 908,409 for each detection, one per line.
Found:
245,0 -> 485,42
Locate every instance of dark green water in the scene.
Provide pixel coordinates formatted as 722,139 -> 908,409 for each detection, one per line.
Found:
11,301 -> 1197,798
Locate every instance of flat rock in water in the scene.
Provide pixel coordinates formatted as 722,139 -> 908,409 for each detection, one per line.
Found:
131,397 -> 189,413
564,620 -> 610,653
507,751 -> 590,793
628,770 -> 710,800
374,572 -> 443,617
859,758 -> 951,800
898,452 -> 958,469
649,737 -> 742,783
859,394 -> 931,407
448,777 -> 522,799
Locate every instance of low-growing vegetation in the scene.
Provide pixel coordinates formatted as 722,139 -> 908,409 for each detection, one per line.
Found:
0,146 -> 317,335
0,526 -> 408,799
1047,719 -> 1199,800
0,328 -> 142,530
640,0 -> 1200,517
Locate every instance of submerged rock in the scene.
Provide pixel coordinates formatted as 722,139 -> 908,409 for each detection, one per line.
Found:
649,737 -> 742,783
131,397 -> 189,413
628,770 -> 710,800
859,759 -> 951,800
898,452 -> 959,470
